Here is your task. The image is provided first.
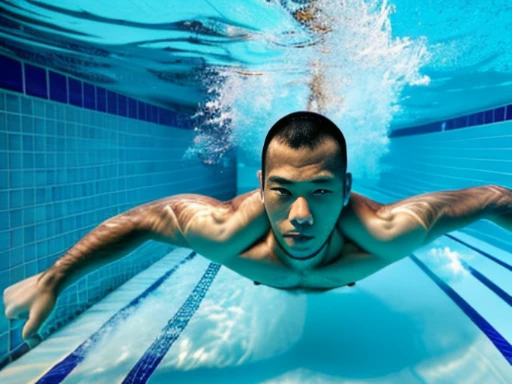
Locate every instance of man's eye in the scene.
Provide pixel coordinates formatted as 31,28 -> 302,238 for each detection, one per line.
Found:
273,188 -> 290,196
314,189 -> 331,195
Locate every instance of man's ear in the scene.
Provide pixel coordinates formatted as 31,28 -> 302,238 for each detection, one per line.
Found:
257,170 -> 264,202
344,172 -> 352,207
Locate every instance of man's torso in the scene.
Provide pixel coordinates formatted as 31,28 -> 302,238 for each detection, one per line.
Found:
217,189 -> 388,292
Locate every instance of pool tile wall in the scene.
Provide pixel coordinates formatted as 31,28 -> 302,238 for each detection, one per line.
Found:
371,120 -> 512,254
0,55 -> 237,367
389,104 -> 512,138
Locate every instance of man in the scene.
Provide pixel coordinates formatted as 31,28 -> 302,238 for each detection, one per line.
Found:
4,111 -> 512,342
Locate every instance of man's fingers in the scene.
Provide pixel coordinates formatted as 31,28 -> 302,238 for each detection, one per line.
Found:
22,295 -> 54,340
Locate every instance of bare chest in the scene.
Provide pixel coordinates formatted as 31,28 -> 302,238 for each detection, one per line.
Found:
222,228 -> 351,291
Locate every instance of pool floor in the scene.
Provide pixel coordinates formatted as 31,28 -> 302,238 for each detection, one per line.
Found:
0,238 -> 510,383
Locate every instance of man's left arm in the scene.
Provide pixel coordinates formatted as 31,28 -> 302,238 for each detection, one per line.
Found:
339,185 -> 512,263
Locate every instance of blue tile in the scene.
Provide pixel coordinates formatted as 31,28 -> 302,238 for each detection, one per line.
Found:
83,83 -> 95,110
5,94 -> 20,114
138,101 -> 146,121
10,209 -> 22,227
107,91 -> 118,115
21,98 -> 32,114
0,251 -> 8,271
467,113 -> 477,126
147,104 -> 155,123
0,210 -> 7,230
0,152 -> 6,170
8,134 -> 21,151
22,135 -> 33,151
455,116 -> 467,129
0,56 -> 23,93
118,95 -> 127,116
96,87 -> 106,112
10,190 -> 22,208
476,112 -> 484,125
68,78 -> 83,107
0,131 -> 6,149
24,225 -> 34,244
24,64 -> 48,99
494,106 -> 505,122
484,109 -> 494,124
506,105 -> 512,121
22,116 -> 33,133
9,153 -> 21,170
0,191 -> 6,210
128,98 -> 137,118
11,228 -> 23,248
49,71 -> 67,103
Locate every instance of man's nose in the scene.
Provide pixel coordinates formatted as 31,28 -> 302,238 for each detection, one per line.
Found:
289,197 -> 313,226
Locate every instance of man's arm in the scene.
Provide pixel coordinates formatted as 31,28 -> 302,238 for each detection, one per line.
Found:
44,194 -> 241,294
4,194 -> 236,339
339,185 -> 512,263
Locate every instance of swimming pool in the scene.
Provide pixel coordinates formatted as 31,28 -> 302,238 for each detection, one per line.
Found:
0,0 -> 511,382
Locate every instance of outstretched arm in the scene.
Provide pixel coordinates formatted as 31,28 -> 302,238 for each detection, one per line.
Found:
339,185 -> 512,263
3,193 -> 236,340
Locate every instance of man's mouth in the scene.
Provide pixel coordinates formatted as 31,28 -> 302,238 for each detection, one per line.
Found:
284,233 -> 314,242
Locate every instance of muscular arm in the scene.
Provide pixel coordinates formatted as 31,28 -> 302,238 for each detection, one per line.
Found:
339,185 -> 512,262
43,189 -> 270,293
41,194 -> 237,295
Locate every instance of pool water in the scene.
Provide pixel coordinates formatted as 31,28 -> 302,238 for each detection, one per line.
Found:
0,0 -> 511,382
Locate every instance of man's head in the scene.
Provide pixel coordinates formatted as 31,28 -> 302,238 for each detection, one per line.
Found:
257,111 -> 352,260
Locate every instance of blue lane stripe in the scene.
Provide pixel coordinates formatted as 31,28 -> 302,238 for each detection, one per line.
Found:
410,254 -> 512,365
459,260 -> 512,307
36,252 -> 197,384
122,262 -> 221,383
445,234 -> 512,271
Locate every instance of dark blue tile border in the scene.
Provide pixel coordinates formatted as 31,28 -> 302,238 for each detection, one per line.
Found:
24,64 -> 47,100
35,252 -> 197,383
390,102 -> 512,138
410,254 -> 512,365
0,53 -> 194,130
49,71 -> 67,103
123,262 -> 221,383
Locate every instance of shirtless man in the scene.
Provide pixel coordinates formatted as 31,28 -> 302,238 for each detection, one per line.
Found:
4,111 -> 512,342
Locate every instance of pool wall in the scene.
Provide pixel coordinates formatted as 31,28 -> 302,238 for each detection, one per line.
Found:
0,54 -> 237,367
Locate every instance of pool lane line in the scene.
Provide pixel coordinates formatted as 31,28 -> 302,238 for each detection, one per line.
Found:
458,259 -> 512,306
36,251 -> 198,384
445,234 -> 512,271
410,254 -> 512,365
122,262 -> 222,383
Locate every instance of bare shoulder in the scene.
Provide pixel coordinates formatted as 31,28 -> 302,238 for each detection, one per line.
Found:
139,189 -> 269,263
337,191 -> 393,251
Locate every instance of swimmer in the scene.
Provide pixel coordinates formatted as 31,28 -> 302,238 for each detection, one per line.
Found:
4,111 -> 512,341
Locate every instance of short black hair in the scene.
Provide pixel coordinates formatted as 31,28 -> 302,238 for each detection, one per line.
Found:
261,111 -> 347,188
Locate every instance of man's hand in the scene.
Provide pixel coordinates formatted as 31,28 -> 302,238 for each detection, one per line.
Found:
3,270 -> 59,341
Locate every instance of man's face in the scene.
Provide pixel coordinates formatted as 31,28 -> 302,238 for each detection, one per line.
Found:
258,138 -> 350,259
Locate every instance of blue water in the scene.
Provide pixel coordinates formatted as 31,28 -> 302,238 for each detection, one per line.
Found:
0,0 -> 511,382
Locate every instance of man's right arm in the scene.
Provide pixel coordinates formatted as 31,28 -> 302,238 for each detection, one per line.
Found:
41,194 -> 237,295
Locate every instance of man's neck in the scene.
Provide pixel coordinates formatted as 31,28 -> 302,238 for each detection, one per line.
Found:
269,231 -> 331,272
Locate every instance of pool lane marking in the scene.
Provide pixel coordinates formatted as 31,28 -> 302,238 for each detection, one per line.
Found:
122,262 -> 222,383
36,251 -> 198,384
445,234 -> 512,271
458,259 -> 512,306
410,254 -> 512,365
